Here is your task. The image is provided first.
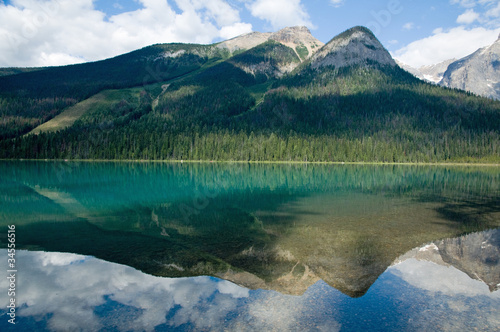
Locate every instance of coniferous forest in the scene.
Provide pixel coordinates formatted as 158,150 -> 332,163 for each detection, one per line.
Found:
0,28 -> 499,163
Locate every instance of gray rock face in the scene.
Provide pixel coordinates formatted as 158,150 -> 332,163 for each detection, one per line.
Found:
310,26 -> 396,69
218,26 -> 323,61
268,26 -> 323,61
222,26 -> 324,79
440,35 -> 500,100
217,31 -> 272,53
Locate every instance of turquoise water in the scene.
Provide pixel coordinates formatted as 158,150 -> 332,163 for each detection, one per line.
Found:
0,161 -> 499,331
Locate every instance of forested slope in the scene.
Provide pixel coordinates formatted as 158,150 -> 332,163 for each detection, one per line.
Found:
0,26 -> 499,163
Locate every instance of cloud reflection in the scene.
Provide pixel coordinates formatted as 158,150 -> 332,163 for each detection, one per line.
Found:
391,258 -> 499,298
0,250 -> 249,331
388,258 -> 500,330
0,250 -> 342,331
0,246 -> 498,331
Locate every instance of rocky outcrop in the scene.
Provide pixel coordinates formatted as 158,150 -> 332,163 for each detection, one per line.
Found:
268,26 -> 323,61
217,31 -> 273,54
310,26 -> 396,69
440,34 -> 500,100
218,26 -> 323,61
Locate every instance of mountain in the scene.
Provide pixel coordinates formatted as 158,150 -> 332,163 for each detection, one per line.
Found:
395,59 -> 424,79
419,58 -> 456,83
310,26 -> 395,69
396,58 -> 456,83
219,26 -> 323,62
221,27 -> 323,79
440,34 -> 500,100
0,42 -> 229,139
0,67 -> 45,77
0,26 -> 499,163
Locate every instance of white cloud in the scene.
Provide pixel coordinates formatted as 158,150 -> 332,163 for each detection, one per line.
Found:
450,0 -> 499,8
394,26 -> 500,67
486,2 -> 500,17
219,22 -> 253,40
246,0 -> 313,31
450,0 -> 500,27
176,0 -> 240,27
0,0 -> 253,67
402,22 -> 415,30
450,0 -> 479,8
457,9 -> 480,24
36,251 -> 87,266
330,0 -> 344,8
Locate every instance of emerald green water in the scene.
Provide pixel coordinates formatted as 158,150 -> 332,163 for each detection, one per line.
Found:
0,161 -> 498,331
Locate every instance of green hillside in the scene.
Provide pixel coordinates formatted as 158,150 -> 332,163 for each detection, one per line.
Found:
0,43 -> 230,139
0,67 -> 45,77
26,88 -> 144,135
0,27 -> 499,163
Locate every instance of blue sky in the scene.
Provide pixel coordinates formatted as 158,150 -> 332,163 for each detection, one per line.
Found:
0,0 -> 499,68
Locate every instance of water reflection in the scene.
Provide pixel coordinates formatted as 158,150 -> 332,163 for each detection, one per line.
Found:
0,162 -> 499,299
395,228 -> 500,292
0,229 -> 498,331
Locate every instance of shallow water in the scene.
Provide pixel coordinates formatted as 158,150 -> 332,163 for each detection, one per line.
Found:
0,161 -> 498,331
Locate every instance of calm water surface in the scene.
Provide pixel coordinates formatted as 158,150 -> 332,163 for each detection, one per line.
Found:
0,161 -> 498,331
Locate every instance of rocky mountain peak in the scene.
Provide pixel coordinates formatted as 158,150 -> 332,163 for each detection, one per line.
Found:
217,31 -> 272,53
217,26 -> 323,61
440,34 -> 500,100
270,26 -> 312,43
310,26 -> 396,69
269,26 -> 323,61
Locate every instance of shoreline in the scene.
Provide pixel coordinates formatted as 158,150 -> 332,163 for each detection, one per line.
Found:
1,159 -> 499,167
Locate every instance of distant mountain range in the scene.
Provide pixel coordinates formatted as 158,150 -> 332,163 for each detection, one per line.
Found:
0,26 -> 499,162
394,228 -> 500,293
397,34 -> 500,100
395,58 -> 456,84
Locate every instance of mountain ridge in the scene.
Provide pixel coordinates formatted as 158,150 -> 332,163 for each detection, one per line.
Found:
218,26 -> 323,62
440,35 -> 500,100
396,34 -> 500,100
310,26 -> 396,69
0,25 -> 499,163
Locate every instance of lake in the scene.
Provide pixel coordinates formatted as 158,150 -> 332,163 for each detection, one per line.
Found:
0,161 -> 499,331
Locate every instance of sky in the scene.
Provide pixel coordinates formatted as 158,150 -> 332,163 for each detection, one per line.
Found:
0,0 -> 499,68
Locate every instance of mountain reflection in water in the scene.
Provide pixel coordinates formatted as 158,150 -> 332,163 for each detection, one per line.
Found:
0,161 -> 499,330
0,229 -> 498,331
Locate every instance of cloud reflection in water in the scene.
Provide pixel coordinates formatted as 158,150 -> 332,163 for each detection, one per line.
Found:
0,245 -> 498,331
